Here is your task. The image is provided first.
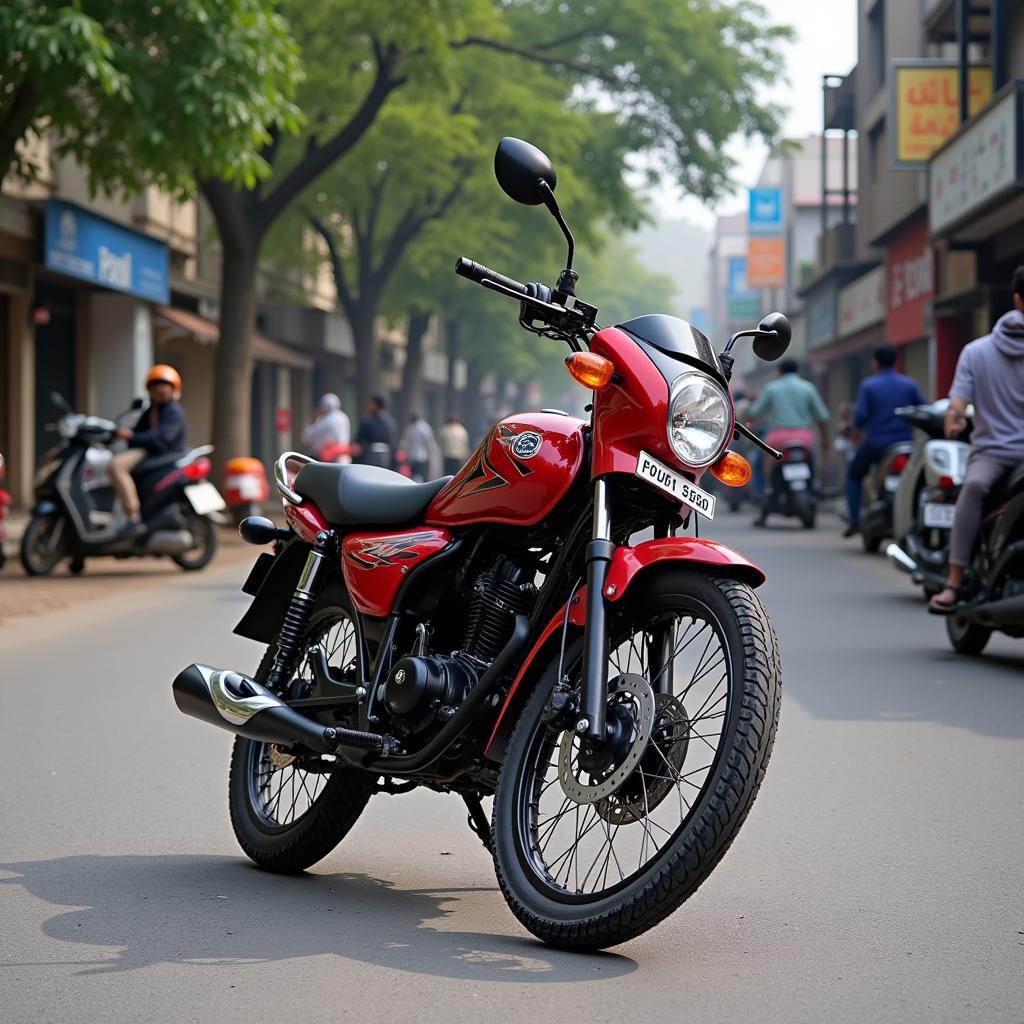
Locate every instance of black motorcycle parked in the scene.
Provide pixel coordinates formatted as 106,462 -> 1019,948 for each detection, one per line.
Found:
21,392 -> 225,576
761,441 -> 816,528
943,463 -> 1024,655
858,442 -> 913,553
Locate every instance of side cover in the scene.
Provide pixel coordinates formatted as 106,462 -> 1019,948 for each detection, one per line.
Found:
426,412 -> 585,528
342,528 -> 452,618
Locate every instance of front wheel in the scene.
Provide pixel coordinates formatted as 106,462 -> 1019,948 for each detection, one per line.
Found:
493,570 -> 781,950
171,509 -> 218,571
19,514 -> 68,576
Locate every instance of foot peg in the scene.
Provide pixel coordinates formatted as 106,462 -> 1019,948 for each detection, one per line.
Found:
323,725 -> 398,755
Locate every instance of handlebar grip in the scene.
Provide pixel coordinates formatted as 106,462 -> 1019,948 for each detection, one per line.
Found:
455,257 -> 528,296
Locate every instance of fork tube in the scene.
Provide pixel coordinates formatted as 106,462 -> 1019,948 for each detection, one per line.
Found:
580,478 -> 614,740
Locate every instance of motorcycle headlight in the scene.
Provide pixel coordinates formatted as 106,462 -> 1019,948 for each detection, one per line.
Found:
667,372 -> 733,468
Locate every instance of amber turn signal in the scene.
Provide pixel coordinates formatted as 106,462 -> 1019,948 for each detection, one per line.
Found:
565,352 -> 615,390
709,450 -> 751,487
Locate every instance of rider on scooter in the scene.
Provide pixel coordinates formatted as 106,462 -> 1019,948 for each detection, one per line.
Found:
109,365 -> 187,539
930,267 -> 1024,613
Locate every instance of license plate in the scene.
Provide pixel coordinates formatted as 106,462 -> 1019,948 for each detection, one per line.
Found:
923,502 -> 956,528
781,462 -> 811,481
884,474 -> 902,492
635,451 -> 715,520
185,481 -> 226,516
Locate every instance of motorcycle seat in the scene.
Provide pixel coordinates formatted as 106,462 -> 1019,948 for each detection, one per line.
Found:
985,463 -> 1024,512
132,451 -> 185,476
293,462 -> 452,527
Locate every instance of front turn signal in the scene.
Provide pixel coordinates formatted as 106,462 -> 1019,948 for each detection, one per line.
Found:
709,450 -> 751,487
565,352 -> 615,390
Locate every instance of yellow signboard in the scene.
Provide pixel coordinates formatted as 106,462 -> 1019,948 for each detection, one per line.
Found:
893,62 -> 992,167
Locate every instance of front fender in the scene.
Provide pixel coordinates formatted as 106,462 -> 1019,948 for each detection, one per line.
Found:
484,536 -> 763,759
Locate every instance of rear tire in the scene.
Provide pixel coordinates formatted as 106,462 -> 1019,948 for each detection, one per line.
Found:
861,532 -> 881,553
492,570 -> 781,950
171,509 -> 218,571
946,615 -> 992,656
792,491 -> 816,529
19,514 -> 67,576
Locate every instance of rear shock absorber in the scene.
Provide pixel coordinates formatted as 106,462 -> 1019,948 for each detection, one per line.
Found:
267,530 -> 334,692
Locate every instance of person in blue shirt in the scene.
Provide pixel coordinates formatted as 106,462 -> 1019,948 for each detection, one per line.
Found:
843,344 -> 926,537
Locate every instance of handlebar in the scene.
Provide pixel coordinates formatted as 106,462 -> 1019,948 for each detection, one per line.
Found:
455,257 -> 528,296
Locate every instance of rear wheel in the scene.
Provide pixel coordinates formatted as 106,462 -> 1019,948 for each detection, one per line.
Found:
19,514 -> 68,576
229,594 -> 375,872
171,509 -> 218,571
792,491 -> 816,529
493,570 -> 781,950
946,614 -> 992,656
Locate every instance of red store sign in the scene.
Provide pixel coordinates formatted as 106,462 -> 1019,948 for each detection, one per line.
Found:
886,215 -> 935,344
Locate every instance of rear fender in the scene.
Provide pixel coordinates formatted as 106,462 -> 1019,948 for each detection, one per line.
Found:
233,537 -> 310,643
484,536 -> 763,760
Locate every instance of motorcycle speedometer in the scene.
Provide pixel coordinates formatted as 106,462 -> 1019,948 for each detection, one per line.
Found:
667,372 -> 732,468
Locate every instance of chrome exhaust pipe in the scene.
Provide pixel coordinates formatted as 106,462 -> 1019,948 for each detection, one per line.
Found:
886,542 -> 918,576
172,663 -> 333,753
956,594 -> 1024,629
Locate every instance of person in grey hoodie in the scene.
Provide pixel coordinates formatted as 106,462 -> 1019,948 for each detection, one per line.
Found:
930,266 -> 1024,613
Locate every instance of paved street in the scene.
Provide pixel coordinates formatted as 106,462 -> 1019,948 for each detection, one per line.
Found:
1,510 -> 1022,1024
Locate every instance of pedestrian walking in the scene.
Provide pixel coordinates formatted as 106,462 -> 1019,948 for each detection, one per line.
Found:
930,267 -> 1024,613
400,412 -> 439,482
843,345 -> 926,537
439,413 -> 470,476
353,395 -> 397,468
747,358 -> 830,526
303,393 -> 350,462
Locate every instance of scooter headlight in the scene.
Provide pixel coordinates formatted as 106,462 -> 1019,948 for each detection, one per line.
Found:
667,372 -> 733,468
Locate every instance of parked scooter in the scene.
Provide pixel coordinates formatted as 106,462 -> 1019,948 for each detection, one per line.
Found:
886,401 -> 971,596
858,443 -> 913,552
761,441 -> 816,528
940,463 -> 1024,654
21,392 -> 225,576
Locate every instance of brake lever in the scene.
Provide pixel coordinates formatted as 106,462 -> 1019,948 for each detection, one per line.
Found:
734,421 -> 783,462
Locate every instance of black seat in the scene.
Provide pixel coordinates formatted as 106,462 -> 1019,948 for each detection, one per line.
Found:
984,462 -> 1024,513
293,462 -> 451,526
132,451 -> 184,477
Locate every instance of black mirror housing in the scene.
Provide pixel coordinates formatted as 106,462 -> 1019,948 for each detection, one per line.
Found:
753,312 -> 792,362
494,137 -> 557,206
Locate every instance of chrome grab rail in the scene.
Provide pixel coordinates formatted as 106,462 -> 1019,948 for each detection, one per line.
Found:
274,451 -> 313,505
175,444 -> 214,467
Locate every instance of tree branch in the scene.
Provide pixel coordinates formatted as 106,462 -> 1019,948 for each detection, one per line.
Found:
451,36 -> 619,86
307,212 -> 354,314
0,78 -> 39,182
256,42 -> 405,232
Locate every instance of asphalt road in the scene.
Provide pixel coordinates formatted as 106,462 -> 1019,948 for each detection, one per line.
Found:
2,510 -> 1022,1023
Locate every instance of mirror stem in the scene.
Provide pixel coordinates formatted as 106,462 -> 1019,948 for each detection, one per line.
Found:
537,181 -> 575,274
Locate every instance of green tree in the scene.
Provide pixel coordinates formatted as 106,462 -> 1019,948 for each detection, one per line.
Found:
0,0 -> 301,193
197,0 -> 791,464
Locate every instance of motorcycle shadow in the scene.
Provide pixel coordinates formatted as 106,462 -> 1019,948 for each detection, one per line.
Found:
0,854 -> 638,982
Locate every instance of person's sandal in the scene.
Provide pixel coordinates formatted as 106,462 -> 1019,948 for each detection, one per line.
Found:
928,586 -> 962,616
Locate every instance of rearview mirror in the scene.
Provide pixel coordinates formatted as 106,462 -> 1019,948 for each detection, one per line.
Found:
494,137 -> 557,206
50,390 -> 72,413
753,312 -> 791,362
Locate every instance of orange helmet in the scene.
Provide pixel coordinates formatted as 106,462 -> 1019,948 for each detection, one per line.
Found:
146,364 -> 181,392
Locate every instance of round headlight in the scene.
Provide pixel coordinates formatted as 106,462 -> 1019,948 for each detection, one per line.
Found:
667,372 -> 732,468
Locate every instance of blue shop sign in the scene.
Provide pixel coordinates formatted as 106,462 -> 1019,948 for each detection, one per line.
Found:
44,200 -> 169,303
726,257 -> 759,299
748,187 -> 783,236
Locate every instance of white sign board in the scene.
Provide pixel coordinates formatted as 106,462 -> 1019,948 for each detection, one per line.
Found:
837,265 -> 886,338
930,85 -> 1022,236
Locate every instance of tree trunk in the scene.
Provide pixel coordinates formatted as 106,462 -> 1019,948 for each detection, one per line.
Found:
396,308 -> 430,427
445,320 -> 460,418
211,242 -> 259,476
350,305 -> 378,407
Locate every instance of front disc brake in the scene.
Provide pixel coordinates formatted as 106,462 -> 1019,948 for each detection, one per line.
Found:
557,673 -> 655,804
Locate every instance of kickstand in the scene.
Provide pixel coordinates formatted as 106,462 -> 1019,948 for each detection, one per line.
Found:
462,793 -> 493,854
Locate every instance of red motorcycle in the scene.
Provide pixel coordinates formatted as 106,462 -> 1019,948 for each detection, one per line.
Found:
173,138 -> 790,949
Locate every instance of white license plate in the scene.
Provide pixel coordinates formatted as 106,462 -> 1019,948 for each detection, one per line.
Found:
884,474 -> 902,492
635,451 -> 715,520
781,462 -> 811,481
923,502 -> 956,528
185,482 -> 227,516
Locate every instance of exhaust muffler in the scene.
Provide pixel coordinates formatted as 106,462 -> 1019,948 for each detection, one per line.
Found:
885,542 -> 918,576
172,663 -> 333,753
955,594 -> 1024,629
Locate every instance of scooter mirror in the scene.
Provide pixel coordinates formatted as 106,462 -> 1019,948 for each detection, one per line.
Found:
753,312 -> 792,362
494,137 -> 558,206
50,391 -> 72,413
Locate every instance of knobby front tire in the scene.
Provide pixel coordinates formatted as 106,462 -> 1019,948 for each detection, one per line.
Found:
492,569 -> 781,950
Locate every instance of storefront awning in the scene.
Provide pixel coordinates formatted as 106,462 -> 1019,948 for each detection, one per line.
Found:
153,305 -> 314,371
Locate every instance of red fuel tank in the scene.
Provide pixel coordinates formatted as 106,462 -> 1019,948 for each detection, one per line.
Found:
426,412 -> 586,528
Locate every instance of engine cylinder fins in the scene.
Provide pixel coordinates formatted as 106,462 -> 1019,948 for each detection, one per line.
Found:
461,558 -> 536,663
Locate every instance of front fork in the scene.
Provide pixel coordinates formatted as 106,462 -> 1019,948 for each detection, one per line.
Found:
578,480 -> 674,742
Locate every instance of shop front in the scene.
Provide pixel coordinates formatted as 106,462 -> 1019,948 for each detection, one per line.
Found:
885,213 -> 936,396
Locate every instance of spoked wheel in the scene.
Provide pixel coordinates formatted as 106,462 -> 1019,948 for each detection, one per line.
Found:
171,508 -> 218,571
493,570 -> 781,950
229,591 -> 375,873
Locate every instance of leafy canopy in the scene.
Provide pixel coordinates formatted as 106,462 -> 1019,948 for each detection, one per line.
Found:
0,0 -> 303,194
